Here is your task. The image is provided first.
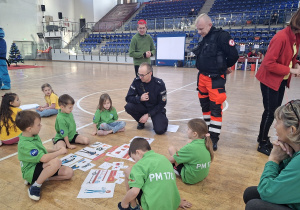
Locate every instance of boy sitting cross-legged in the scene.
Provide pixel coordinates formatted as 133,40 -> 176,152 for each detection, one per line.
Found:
16,110 -> 73,201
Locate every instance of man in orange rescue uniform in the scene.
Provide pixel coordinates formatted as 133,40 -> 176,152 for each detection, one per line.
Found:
193,14 -> 239,151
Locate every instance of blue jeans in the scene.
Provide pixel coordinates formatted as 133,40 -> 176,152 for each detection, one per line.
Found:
99,121 -> 126,133
36,108 -> 58,117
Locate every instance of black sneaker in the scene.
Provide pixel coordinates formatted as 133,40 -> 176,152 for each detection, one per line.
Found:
257,142 -> 271,156
137,123 -> 145,130
28,185 -> 41,201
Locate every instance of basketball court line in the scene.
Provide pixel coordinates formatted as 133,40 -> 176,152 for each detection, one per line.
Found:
0,81 -> 229,162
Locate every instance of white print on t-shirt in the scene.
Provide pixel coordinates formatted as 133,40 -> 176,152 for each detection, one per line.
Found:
196,161 -> 211,169
149,172 -> 174,182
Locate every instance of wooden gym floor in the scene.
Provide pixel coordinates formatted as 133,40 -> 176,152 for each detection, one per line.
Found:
0,61 -> 299,210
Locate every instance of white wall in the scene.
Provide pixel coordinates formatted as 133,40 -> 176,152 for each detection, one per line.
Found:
43,0 -> 76,22
74,0 -> 94,24
0,0 -> 39,53
93,0 -> 117,22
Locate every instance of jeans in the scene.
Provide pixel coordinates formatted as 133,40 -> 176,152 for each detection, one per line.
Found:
99,121 -> 126,133
258,80 -> 287,142
243,186 -> 291,210
36,107 -> 58,117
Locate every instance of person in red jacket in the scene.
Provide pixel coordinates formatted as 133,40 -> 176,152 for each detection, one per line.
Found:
255,9 -> 300,156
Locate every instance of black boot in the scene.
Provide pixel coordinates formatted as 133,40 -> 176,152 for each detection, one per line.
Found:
210,133 -> 219,151
213,142 -> 218,151
257,140 -> 272,156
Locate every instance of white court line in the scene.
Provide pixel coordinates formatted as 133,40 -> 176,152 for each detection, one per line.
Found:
76,81 -> 229,121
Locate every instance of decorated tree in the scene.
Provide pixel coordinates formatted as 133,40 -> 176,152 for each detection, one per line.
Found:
8,43 -> 24,65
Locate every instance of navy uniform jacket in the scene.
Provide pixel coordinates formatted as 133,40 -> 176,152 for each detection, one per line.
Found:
125,76 -> 167,117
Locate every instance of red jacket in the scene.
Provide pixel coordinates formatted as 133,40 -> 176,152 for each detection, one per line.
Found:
256,26 -> 300,91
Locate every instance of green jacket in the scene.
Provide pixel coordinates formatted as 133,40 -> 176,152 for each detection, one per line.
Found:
258,151 -> 300,209
129,33 -> 155,65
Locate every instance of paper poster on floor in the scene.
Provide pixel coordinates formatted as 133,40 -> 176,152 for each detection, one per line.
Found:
90,142 -> 112,150
75,147 -> 106,159
77,183 -> 115,198
82,169 -> 119,187
129,136 -> 155,144
60,154 -> 84,166
106,144 -> 134,162
98,162 -> 113,170
69,158 -> 92,170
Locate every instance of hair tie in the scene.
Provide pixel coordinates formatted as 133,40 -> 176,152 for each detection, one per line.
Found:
205,133 -> 210,137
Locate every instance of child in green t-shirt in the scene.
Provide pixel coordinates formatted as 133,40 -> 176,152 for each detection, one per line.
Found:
53,94 -> 89,150
16,110 -> 73,201
92,93 -> 126,136
118,137 -> 192,210
168,118 -> 214,184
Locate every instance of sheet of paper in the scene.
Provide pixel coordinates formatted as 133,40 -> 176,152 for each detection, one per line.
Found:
82,169 -> 119,187
98,162 -> 113,170
69,158 -> 92,170
115,178 -> 124,185
167,124 -> 179,133
111,162 -> 124,170
77,183 -> 115,198
60,154 -> 83,167
20,104 -> 39,110
75,147 -> 106,159
129,136 -> 155,144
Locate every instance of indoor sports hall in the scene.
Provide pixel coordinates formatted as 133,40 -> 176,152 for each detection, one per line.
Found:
0,0 -> 299,209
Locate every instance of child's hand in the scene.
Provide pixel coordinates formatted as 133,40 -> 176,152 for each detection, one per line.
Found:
179,199 -> 192,209
36,106 -> 41,111
91,131 -> 97,136
68,145 -> 76,149
59,147 -> 68,155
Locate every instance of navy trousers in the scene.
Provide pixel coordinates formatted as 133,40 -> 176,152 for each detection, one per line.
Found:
125,103 -> 168,135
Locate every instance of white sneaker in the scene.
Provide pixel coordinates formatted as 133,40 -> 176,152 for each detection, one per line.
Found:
24,180 -> 29,185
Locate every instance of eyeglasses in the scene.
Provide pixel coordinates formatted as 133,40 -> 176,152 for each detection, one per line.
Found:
286,100 -> 300,123
137,72 -> 151,78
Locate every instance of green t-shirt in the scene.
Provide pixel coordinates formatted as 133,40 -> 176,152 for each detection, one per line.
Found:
93,108 -> 118,129
129,33 -> 156,66
54,109 -> 77,142
173,139 -> 211,184
129,150 -> 180,210
17,134 -> 47,183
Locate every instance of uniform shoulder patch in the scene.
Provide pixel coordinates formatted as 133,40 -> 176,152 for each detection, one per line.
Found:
60,129 -> 64,135
155,78 -> 163,85
229,39 -> 235,46
30,149 -> 38,156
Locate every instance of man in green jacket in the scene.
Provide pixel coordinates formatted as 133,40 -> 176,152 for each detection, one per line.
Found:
129,19 -> 156,77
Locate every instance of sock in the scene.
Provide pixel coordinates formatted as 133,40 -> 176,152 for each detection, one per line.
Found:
32,181 -> 42,188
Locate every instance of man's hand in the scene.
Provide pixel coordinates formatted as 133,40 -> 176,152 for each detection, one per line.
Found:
139,114 -> 149,124
226,67 -> 233,74
145,51 -> 151,58
140,92 -> 149,101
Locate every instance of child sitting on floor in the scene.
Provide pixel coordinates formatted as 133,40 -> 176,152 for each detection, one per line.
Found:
53,94 -> 89,150
16,110 -> 73,201
92,93 -> 125,136
36,83 -> 59,117
0,93 -> 22,146
118,137 -> 192,210
168,118 -> 214,184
